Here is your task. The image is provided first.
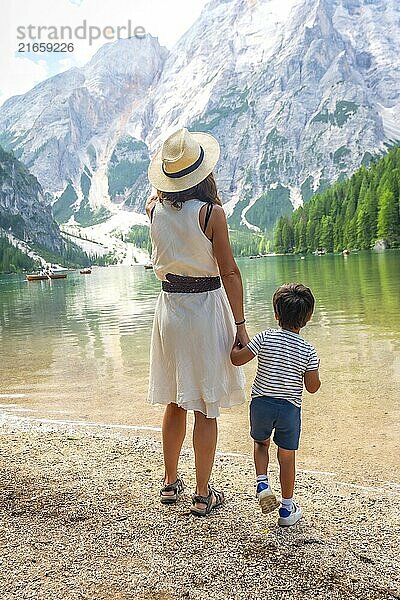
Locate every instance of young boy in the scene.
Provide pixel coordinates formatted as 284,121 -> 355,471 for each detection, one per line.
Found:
231,283 -> 321,527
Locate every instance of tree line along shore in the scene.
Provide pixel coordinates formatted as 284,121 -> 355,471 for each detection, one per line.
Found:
1,147 -> 400,274
273,146 -> 400,255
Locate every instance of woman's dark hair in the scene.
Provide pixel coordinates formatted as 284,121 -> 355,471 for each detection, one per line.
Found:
273,283 -> 315,330
157,173 -> 222,209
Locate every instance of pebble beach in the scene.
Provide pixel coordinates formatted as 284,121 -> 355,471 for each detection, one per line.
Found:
1,415 -> 399,600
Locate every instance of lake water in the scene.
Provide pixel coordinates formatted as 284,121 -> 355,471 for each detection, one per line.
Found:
0,252 -> 399,486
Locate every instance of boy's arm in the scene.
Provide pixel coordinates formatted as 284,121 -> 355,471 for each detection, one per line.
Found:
230,342 -> 256,366
304,345 -> 321,393
304,369 -> 321,393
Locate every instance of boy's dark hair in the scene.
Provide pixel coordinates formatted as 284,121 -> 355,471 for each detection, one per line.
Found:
273,283 -> 315,330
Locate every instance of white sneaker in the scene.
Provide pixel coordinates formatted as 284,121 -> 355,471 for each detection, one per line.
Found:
278,502 -> 302,526
256,481 -> 280,514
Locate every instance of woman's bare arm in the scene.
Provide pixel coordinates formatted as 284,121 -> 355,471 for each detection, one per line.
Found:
204,204 -> 250,346
146,195 -> 158,220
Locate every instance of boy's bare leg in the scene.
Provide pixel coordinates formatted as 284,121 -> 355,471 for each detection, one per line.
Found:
254,438 -> 279,513
254,438 -> 270,475
277,447 -> 296,498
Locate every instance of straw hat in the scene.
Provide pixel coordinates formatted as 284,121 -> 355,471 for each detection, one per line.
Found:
148,128 -> 220,192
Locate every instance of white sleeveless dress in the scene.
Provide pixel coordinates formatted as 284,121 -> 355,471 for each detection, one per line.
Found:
148,199 -> 246,418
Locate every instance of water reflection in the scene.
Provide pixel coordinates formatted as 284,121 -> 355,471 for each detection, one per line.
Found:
239,252 -> 400,340
0,254 -> 398,387
0,266 -> 159,401
0,253 -> 399,483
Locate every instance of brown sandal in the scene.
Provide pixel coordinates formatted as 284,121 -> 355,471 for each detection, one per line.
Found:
190,485 -> 224,516
160,477 -> 185,504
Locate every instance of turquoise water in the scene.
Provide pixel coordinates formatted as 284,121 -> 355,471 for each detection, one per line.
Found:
0,251 -> 399,483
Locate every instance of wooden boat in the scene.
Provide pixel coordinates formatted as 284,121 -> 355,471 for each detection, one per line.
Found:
80,268 -> 92,275
26,271 -> 67,281
26,273 -> 49,281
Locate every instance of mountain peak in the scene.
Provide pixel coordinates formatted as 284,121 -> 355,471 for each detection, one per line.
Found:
86,34 -> 167,70
0,0 -> 399,234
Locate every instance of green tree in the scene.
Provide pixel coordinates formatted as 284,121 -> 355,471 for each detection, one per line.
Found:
319,215 -> 334,252
281,220 -> 294,252
377,187 -> 400,245
274,217 -> 285,253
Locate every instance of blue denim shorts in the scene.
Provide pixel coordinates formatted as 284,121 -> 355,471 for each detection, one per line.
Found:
250,396 -> 301,450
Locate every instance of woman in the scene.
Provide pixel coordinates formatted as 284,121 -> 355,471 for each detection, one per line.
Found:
146,128 -> 249,516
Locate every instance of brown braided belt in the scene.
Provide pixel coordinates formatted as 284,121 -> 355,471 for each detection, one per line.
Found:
162,273 -> 221,293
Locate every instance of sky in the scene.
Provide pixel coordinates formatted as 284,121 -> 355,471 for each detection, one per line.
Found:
0,0 -> 208,106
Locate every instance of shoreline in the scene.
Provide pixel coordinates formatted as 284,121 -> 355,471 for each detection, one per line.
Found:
2,412 -> 400,496
1,415 -> 399,600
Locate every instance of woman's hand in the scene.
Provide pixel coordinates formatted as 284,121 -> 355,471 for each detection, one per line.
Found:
234,324 -> 250,348
230,331 -> 255,366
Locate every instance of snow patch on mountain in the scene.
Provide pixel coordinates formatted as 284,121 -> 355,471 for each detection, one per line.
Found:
378,102 -> 400,142
290,187 -> 303,210
1,230 -> 47,266
62,210 -> 150,265
241,204 -> 261,232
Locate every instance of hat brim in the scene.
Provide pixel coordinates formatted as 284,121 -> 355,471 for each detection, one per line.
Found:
148,132 -> 220,192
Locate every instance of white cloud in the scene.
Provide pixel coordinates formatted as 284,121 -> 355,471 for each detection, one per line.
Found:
0,0 -> 207,106
0,55 -> 49,107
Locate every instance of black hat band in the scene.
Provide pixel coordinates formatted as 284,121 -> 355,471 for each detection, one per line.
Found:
162,146 -> 205,179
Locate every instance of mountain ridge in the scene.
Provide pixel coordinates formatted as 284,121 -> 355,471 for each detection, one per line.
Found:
0,0 -> 399,242
0,145 -> 64,252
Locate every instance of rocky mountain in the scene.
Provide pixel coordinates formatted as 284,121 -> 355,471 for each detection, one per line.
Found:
0,0 -> 399,239
144,0 -> 400,232
0,146 -> 64,252
0,35 -> 167,228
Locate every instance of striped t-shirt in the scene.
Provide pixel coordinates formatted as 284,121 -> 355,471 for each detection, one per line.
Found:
247,328 -> 320,407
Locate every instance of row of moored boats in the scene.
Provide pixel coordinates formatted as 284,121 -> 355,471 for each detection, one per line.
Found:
26,265 -> 91,281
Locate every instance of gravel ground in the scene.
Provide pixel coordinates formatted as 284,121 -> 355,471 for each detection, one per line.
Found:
1,416 -> 399,600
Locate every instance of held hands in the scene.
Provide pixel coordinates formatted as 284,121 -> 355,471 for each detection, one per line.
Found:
234,323 -> 250,349
231,325 -> 254,367
230,339 -> 242,364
